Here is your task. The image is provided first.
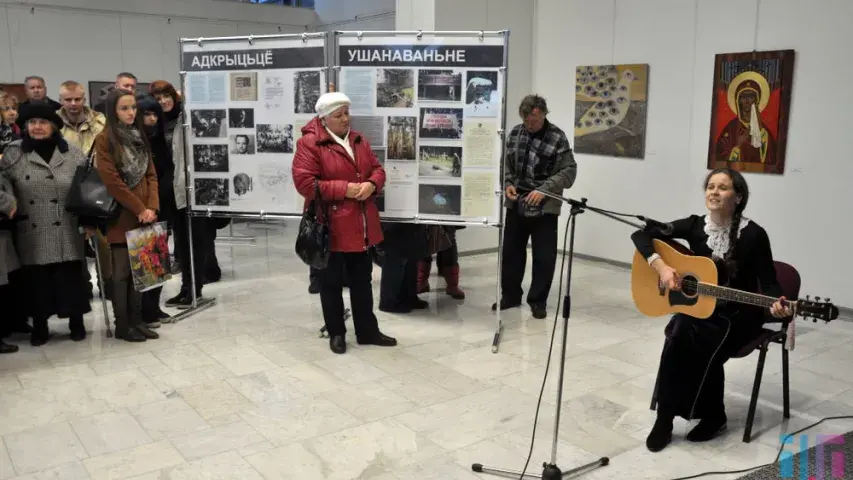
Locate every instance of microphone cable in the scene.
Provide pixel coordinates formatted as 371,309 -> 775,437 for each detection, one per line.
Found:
515,213 -> 574,479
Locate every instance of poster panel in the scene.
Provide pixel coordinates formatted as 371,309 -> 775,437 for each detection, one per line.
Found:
181,34 -> 327,215
336,32 -> 506,226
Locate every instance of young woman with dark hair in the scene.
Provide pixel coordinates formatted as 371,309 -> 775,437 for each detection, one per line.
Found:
630,167 -> 793,452
137,95 -> 175,325
94,90 -> 160,342
149,80 -> 219,308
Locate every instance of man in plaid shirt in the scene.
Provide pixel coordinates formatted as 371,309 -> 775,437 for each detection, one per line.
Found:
493,95 -> 577,319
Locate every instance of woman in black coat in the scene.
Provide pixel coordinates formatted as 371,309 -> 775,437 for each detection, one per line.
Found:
137,95 -> 175,325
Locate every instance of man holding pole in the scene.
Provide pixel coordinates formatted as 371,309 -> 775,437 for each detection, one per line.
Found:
493,94 -> 577,319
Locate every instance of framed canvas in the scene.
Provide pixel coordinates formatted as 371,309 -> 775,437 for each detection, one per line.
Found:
0,84 -> 26,103
573,64 -> 649,159
707,49 -> 795,174
88,81 -> 151,108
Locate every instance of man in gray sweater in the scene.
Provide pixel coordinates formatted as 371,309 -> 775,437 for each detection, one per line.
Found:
494,95 -> 577,319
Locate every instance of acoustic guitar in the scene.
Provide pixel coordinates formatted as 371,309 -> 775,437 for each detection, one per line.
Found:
631,239 -> 838,323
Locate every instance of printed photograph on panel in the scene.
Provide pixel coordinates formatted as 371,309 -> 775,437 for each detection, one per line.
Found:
230,72 -> 258,101
256,124 -> 294,153
195,178 -> 229,206
228,108 -> 255,128
232,173 -> 253,197
230,134 -> 256,155
191,110 -> 227,138
386,116 -> 416,160
573,64 -> 649,159
376,69 -> 415,108
294,71 -> 322,114
193,145 -> 229,173
465,70 -> 499,117
418,184 -> 461,216
419,108 -> 463,139
707,50 -> 795,174
419,146 -> 462,178
417,69 -> 463,102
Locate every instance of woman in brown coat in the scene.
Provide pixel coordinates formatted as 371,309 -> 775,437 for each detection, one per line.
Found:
95,90 -> 160,342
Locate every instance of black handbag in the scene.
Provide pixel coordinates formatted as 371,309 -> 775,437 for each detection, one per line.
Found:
295,183 -> 331,269
65,146 -> 121,220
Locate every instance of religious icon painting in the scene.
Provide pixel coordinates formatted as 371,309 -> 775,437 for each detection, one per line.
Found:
573,64 -> 649,159
707,49 -> 795,174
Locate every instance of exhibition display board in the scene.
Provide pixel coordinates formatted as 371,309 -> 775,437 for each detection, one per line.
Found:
180,33 -> 328,216
335,31 -> 508,226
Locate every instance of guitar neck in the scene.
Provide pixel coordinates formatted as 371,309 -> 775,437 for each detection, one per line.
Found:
696,282 -> 786,310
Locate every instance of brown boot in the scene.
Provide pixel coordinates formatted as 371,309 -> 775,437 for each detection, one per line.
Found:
417,259 -> 431,294
441,265 -> 465,299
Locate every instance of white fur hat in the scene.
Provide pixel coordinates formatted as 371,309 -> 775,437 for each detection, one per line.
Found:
315,92 -> 351,118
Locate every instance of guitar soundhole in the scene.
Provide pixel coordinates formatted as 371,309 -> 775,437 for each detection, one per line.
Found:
681,274 -> 698,297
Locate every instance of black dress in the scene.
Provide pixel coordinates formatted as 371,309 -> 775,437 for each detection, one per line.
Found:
631,214 -> 783,420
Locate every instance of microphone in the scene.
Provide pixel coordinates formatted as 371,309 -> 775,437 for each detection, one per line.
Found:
639,216 -> 673,235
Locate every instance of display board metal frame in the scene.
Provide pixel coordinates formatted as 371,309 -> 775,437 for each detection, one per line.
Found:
175,31 -> 514,353
182,32 -> 330,221
333,30 -> 508,230
335,29 -> 511,352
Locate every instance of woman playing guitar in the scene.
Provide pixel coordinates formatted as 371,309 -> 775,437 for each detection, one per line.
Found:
630,167 -> 792,452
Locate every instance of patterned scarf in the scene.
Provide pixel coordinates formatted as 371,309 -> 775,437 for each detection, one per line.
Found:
115,124 -> 149,189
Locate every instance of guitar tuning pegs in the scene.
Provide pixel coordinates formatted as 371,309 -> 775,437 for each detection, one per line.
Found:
815,296 -> 821,301
825,298 -> 830,303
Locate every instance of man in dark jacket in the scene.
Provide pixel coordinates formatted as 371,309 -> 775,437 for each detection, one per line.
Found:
494,94 -> 578,319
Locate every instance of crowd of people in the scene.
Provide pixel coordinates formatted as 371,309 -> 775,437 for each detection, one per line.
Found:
0,73 -> 222,352
2,77 -> 799,456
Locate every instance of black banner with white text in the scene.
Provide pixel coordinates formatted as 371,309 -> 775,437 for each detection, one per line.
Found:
338,45 -> 505,68
183,47 -> 325,72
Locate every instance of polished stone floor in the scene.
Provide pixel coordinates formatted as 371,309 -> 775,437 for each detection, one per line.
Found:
0,221 -> 851,479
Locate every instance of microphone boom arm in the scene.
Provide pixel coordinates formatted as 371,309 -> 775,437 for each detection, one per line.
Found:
533,190 -> 645,230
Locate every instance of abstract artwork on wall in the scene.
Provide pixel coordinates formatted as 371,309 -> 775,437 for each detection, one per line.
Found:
88,81 -> 151,109
707,49 -> 795,174
573,64 -> 649,159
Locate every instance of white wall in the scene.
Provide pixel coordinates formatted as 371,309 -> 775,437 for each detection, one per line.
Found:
311,0 -> 395,68
434,0 -> 535,253
0,0 -> 316,97
534,0 -> 853,308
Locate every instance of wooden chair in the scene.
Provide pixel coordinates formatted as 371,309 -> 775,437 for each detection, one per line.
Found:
649,261 -> 799,443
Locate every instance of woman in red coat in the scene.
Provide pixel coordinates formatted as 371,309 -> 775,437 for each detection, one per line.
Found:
292,92 -> 396,354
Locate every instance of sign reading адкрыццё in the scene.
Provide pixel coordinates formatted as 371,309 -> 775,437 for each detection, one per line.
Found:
339,45 -> 504,68
183,47 -> 325,72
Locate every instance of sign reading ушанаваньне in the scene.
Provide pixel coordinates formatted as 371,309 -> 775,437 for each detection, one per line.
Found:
183,47 -> 325,72
339,45 -> 504,68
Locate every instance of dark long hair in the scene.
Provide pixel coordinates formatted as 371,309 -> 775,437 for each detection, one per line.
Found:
704,167 -> 749,278
103,89 -> 150,167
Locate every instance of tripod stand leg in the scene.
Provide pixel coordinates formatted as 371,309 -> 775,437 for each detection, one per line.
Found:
471,463 -> 543,479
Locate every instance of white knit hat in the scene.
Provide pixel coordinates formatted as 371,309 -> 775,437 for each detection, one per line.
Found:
315,92 -> 351,118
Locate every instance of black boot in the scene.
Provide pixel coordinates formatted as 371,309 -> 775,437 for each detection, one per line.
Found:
30,317 -> 50,347
112,277 -> 146,343
646,413 -> 674,452
0,339 -> 18,354
686,412 -> 727,442
68,315 -> 86,342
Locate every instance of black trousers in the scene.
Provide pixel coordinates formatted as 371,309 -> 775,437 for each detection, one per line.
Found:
379,248 -> 418,309
110,244 -> 143,334
500,209 -> 558,306
657,312 -> 761,420
319,251 -> 379,339
0,270 -> 28,337
173,210 -> 210,296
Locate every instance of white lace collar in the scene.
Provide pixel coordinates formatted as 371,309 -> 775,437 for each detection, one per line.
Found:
703,215 -> 750,259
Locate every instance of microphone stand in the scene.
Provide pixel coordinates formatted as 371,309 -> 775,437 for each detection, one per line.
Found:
472,193 -> 643,480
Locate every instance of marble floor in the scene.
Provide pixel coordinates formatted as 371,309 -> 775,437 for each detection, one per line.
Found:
1,221 -> 852,480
